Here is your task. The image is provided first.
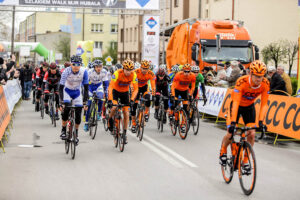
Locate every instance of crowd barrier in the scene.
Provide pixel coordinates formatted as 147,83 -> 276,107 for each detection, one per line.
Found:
0,79 -> 22,152
199,86 -> 300,142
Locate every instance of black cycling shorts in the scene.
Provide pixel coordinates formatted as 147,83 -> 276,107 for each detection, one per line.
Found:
230,102 -> 256,125
112,89 -> 130,105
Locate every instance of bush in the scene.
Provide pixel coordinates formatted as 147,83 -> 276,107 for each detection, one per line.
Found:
291,77 -> 298,95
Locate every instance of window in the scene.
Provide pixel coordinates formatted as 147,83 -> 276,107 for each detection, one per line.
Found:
130,28 -> 132,42
111,24 -> 118,33
91,24 -> 103,32
126,28 -> 128,42
134,27 -> 137,42
120,28 -> 124,43
92,9 -> 103,15
111,9 -> 118,16
206,0 -> 209,4
205,9 -> 209,18
174,0 -> 179,7
110,42 -> 117,50
174,20 -> 178,24
94,41 -> 103,49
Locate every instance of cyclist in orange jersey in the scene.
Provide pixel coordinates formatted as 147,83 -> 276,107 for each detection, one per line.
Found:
107,60 -> 138,143
170,64 -> 196,131
131,60 -> 156,133
219,60 -> 270,173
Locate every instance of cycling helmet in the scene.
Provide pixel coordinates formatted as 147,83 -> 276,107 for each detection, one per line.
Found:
49,62 -> 57,69
141,60 -> 151,69
159,64 -> 167,70
182,63 -> 191,71
115,63 -> 123,70
250,60 -> 266,76
122,59 -> 134,70
70,55 -> 82,65
42,62 -> 49,68
93,60 -> 103,68
134,62 -> 141,69
87,62 -> 93,69
157,67 -> 166,76
64,62 -> 71,68
171,65 -> 180,72
191,65 -> 200,72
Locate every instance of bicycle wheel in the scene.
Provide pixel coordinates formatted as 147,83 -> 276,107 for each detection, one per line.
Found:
170,114 -> 177,136
157,108 -> 161,130
113,118 -> 119,148
32,90 -> 35,104
40,99 -> 44,119
50,100 -> 54,124
221,143 -> 234,184
89,102 -> 95,137
103,112 -> 109,132
65,126 -> 71,154
52,96 -> 56,127
238,142 -> 257,196
70,119 -> 76,160
137,109 -> 143,138
139,112 -> 145,141
192,109 -> 200,135
178,110 -> 188,140
118,117 -> 125,152
91,108 -> 98,140
160,107 -> 164,133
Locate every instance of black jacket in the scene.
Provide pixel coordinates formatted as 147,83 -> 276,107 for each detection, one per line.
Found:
270,72 -> 287,95
22,67 -> 33,82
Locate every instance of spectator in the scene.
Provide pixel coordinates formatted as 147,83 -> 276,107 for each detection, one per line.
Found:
202,66 -> 215,85
209,64 -> 228,87
22,63 -> 33,100
220,60 -> 241,87
267,66 -> 287,95
225,61 -> 232,77
277,65 -> 292,95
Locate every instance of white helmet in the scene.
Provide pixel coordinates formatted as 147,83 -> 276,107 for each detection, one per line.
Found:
191,65 -> 200,72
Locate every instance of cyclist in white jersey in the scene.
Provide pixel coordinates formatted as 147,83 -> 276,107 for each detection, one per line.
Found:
83,60 -> 109,131
59,55 -> 89,144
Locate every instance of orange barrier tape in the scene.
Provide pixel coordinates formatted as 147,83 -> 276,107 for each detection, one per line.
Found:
0,86 -> 11,140
219,89 -> 300,139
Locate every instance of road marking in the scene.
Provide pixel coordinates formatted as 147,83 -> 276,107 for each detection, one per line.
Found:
143,135 -> 198,168
128,134 -> 184,168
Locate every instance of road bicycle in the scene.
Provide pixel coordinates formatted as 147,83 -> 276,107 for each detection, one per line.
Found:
188,97 -> 205,135
169,98 -> 189,140
88,91 -> 101,139
155,94 -> 169,133
48,89 -> 57,127
221,126 -> 266,195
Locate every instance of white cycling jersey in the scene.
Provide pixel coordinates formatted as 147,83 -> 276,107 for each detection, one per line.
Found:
88,68 -> 109,84
60,67 -> 88,90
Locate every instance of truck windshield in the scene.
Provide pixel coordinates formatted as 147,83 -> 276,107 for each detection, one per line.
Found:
202,46 -> 253,63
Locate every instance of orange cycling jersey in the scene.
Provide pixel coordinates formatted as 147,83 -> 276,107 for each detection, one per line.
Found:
135,69 -> 156,92
108,69 -> 138,101
171,71 -> 196,95
231,75 -> 270,122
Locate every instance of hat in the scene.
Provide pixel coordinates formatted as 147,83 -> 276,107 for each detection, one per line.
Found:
230,60 -> 239,66
267,66 -> 276,72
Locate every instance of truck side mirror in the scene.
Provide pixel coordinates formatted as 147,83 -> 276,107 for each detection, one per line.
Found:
254,45 -> 259,60
191,43 -> 200,65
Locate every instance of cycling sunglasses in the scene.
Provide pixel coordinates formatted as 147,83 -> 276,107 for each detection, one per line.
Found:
184,71 -> 190,73
72,63 -> 81,67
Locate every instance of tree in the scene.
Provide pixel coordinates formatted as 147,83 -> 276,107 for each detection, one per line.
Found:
0,10 -> 12,41
54,37 -> 70,62
261,40 -> 286,68
102,41 -> 118,65
282,40 -> 298,76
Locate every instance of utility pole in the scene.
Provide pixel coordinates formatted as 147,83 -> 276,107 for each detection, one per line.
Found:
11,6 -> 16,55
122,10 -> 125,62
161,0 -> 166,64
82,8 -> 85,41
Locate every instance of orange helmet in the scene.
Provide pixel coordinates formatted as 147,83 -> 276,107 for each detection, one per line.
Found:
122,59 -> 134,70
182,63 -> 191,71
250,60 -> 266,76
141,60 -> 151,69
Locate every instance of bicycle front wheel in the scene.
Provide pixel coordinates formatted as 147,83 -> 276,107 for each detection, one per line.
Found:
70,119 -> 76,160
170,115 -> 177,136
238,142 -> 257,196
178,110 -> 188,140
192,109 -> 200,135
139,112 -> 145,141
118,117 -> 125,152
40,99 -> 44,119
221,143 -> 234,184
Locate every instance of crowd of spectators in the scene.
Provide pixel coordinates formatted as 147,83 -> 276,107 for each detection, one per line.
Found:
201,60 -> 294,96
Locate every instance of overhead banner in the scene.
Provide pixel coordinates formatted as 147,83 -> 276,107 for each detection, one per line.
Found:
19,0 -> 126,8
126,0 -> 159,10
142,15 -> 160,67
1,0 -> 158,9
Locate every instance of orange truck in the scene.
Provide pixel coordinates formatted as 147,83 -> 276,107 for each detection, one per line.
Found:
166,20 -> 259,70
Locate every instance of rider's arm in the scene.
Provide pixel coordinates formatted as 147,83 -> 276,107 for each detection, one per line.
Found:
200,83 -> 206,98
189,74 -> 196,95
59,69 -> 68,103
43,71 -> 50,93
36,69 -> 41,89
231,85 -> 243,123
131,72 -> 138,101
108,70 -> 118,101
171,75 -> 178,96
150,75 -> 156,94
259,80 -> 270,122
82,70 -> 89,104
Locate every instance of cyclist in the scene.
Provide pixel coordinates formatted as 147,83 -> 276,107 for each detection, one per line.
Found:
131,60 -> 156,133
60,62 -> 71,74
191,65 -> 207,103
169,65 -> 180,82
83,60 -> 109,132
43,62 -> 61,120
170,64 -> 196,132
35,62 -> 49,112
32,66 -> 39,104
59,55 -> 89,144
219,60 -> 269,172
107,59 -> 138,143
154,67 -> 171,124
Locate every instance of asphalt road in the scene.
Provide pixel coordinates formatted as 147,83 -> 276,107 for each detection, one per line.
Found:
0,99 -> 300,200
